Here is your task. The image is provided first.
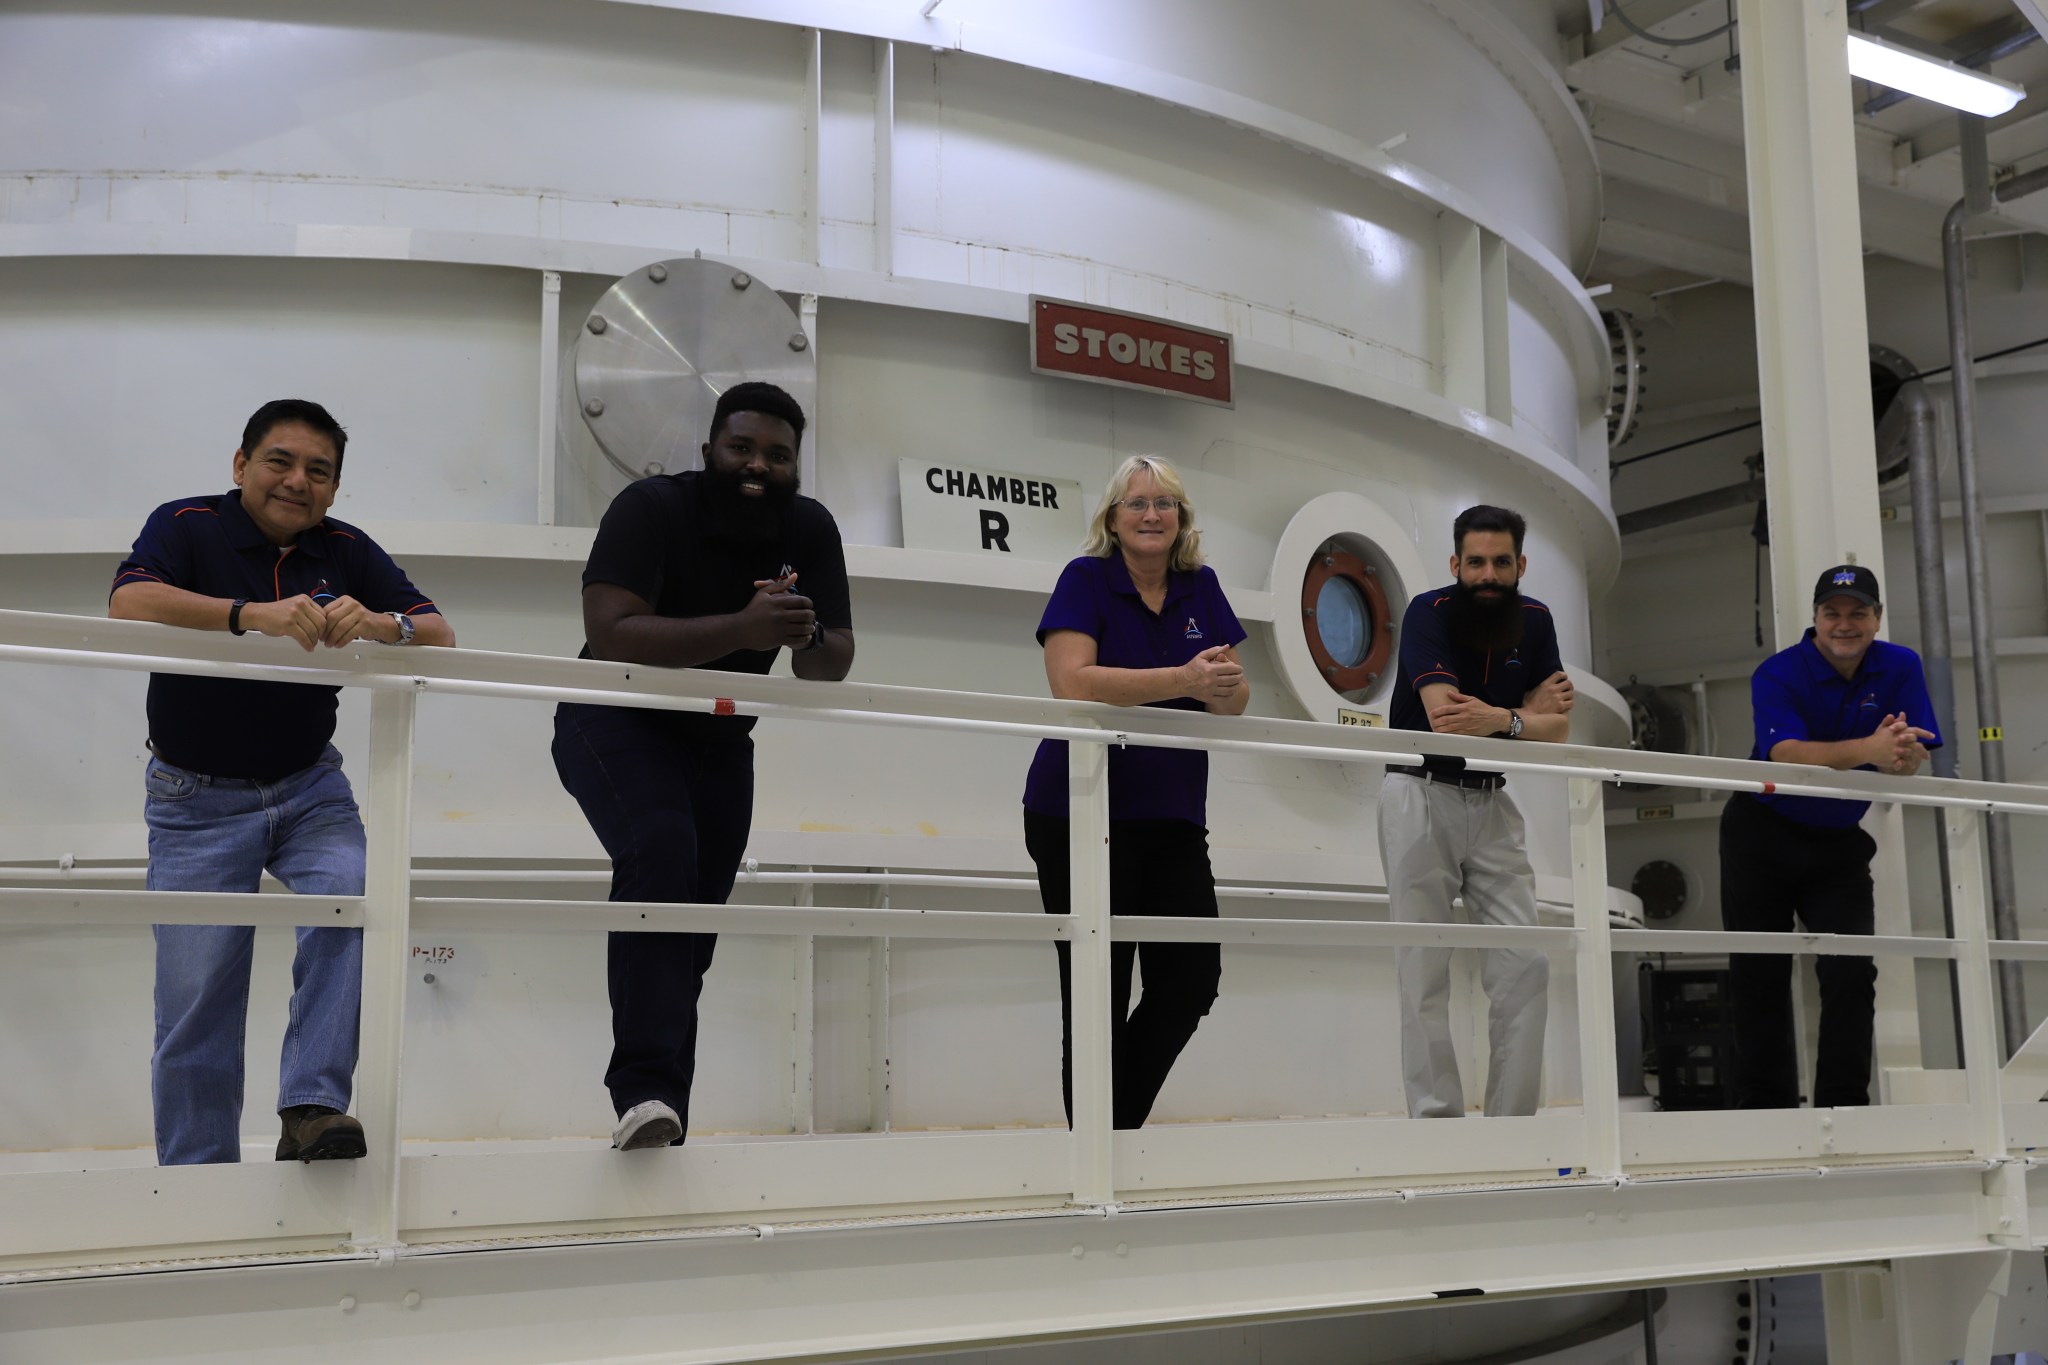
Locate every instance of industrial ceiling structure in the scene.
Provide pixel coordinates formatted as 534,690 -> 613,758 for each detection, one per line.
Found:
1568,0 -> 2048,299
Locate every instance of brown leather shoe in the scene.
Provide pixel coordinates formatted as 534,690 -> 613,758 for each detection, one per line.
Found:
276,1105 -> 367,1162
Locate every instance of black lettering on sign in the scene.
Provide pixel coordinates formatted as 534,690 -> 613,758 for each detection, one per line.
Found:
980,509 -> 1011,552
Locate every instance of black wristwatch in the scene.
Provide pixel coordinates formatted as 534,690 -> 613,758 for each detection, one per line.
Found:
799,620 -> 827,652
228,599 -> 248,636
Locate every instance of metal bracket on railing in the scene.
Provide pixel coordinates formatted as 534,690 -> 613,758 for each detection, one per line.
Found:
751,1224 -> 776,1240
1113,732 -> 1129,749
410,676 -> 428,692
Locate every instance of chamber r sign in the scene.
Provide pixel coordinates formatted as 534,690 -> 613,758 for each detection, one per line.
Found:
1029,297 -> 1234,407
899,460 -> 1086,559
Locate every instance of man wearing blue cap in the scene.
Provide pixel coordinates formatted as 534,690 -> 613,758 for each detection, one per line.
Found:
1721,564 -> 1940,1110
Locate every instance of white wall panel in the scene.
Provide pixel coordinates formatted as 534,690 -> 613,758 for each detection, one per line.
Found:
890,50 -> 1441,393
0,256 -> 540,523
0,1 -> 1615,1152
879,0 -> 1588,265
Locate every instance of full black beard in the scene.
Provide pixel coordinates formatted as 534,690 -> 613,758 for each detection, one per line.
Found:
699,464 -> 799,542
1447,580 -> 1525,653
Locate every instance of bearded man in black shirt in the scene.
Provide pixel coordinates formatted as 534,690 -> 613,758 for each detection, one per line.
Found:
553,382 -> 855,1149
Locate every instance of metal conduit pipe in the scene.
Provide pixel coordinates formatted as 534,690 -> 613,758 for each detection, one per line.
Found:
1941,162 -> 2048,1054
1900,377 -> 1967,1057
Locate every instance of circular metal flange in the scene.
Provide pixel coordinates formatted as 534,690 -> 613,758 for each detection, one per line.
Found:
573,258 -> 817,478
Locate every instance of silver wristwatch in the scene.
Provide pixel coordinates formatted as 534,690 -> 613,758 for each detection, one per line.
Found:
1506,709 -> 1524,739
387,611 -> 416,645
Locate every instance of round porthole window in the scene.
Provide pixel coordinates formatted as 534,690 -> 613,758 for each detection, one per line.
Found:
1301,547 -> 1392,694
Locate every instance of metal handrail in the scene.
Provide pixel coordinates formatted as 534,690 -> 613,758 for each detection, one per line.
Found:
0,608 -> 2035,814
0,606 -> 2034,1273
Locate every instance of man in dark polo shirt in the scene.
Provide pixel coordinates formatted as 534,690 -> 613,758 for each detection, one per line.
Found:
1723,564 -> 1940,1110
1379,504 -> 1575,1119
553,382 -> 854,1151
110,398 -> 454,1165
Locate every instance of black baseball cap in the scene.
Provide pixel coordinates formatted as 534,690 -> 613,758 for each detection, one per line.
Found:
1813,564 -> 1880,608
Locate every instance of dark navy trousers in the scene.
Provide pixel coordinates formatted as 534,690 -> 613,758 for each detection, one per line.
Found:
1720,791 -> 1878,1110
553,704 -> 754,1131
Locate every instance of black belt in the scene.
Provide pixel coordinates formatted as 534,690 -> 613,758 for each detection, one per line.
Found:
1392,765 -> 1506,792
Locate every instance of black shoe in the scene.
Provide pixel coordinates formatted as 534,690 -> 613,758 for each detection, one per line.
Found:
276,1104 -> 367,1162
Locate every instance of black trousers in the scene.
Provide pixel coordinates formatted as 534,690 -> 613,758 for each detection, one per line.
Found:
1024,812 -> 1221,1129
553,705 -> 754,1130
1719,791 -> 1878,1109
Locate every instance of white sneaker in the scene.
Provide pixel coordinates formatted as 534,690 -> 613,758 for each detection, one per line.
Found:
611,1100 -> 682,1150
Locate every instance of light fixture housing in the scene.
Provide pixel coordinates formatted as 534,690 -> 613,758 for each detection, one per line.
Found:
1846,31 -> 2025,117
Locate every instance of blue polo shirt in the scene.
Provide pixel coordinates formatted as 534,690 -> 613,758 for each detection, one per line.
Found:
1749,629 -> 1942,828
112,491 -> 439,780
1021,555 -> 1247,824
1388,586 -> 1563,778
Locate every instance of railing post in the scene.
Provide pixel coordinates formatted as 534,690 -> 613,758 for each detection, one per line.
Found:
1951,809 -> 2006,1153
1068,731 -> 1113,1205
350,685 -> 417,1249
1949,806 -> 2027,1246
1570,776 -> 1622,1180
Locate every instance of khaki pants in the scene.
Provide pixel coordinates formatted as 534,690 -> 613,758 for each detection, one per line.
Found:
1376,771 -> 1548,1118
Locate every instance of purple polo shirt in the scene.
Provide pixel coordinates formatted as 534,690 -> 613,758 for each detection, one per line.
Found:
1021,554 -> 1247,825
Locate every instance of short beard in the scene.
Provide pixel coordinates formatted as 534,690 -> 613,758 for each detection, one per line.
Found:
1447,579 -> 1524,653
700,464 -> 799,542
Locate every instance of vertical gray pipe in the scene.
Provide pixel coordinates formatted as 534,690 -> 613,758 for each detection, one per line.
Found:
1902,379 -> 1966,1059
1903,382 -> 1959,781
1942,197 -> 2029,1055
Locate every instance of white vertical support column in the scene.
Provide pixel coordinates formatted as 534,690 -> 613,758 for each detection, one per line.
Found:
1569,776 -> 1621,1180
1951,808 -> 2007,1159
1869,805 -> 1922,1074
803,27 -> 823,267
870,876 -> 892,1134
1437,216 -> 1511,424
874,39 -> 895,276
799,293 -> 820,495
536,270 -> 561,526
868,934 -> 892,1133
1823,1267 -> 1903,1365
1067,733 -> 1113,1206
1948,806 -> 2028,1247
349,685 -> 417,1250
1735,0 -> 1887,648
791,870 -> 816,1136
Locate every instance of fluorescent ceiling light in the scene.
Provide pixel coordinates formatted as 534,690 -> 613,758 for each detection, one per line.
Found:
1846,31 -> 2025,117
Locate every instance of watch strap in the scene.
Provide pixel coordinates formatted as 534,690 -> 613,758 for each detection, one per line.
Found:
228,599 -> 248,636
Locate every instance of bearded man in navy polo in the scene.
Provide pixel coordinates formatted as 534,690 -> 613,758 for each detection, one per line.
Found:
111,399 -> 455,1165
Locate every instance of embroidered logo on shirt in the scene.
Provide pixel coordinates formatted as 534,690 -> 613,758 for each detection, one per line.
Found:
1184,617 -> 1203,640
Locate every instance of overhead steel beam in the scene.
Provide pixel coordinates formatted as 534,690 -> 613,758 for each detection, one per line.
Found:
1598,219 -> 1755,283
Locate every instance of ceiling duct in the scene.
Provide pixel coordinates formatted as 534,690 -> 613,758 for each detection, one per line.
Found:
1603,309 -> 1648,450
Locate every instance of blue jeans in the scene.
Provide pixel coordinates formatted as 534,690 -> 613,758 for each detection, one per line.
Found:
145,746 -> 367,1165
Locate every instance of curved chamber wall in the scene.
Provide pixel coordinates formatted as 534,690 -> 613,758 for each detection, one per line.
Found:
0,1 -> 1618,1141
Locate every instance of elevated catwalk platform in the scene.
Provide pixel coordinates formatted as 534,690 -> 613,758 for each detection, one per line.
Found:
3,612 -> 2047,1364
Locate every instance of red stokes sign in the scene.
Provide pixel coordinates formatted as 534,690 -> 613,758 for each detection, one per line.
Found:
1029,297 -> 1234,408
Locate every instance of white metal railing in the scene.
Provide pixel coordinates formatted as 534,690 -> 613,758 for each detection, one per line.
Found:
0,606 -> 2044,1278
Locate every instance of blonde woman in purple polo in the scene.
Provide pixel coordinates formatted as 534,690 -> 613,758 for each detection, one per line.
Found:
1021,455 -> 1249,1129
